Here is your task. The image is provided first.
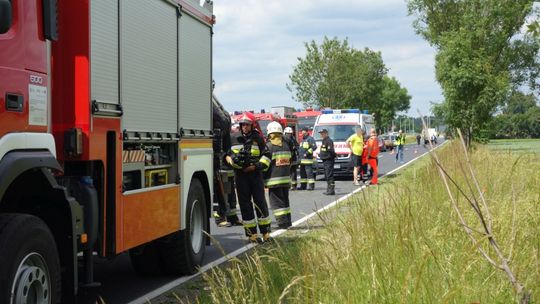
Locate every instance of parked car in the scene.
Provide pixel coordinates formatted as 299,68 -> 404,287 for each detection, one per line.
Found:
382,134 -> 396,151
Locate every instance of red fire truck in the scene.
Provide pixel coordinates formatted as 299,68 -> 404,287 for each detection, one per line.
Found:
294,108 -> 321,140
0,0 -> 215,302
271,106 -> 298,138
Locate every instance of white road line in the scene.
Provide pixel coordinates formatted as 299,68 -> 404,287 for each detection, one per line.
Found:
128,142 -> 448,304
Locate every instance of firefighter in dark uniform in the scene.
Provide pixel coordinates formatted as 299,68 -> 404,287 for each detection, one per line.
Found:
283,127 -> 299,191
265,122 -> 294,229
298,127 -> 317,190
212,95 -> 241,227
225,113 -> 272,243
318,129 -> 336,195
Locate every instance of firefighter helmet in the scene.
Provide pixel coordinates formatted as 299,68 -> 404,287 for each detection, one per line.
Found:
267,121 -> 283,135
237,114 -> 254,125
284,127 -> 293,134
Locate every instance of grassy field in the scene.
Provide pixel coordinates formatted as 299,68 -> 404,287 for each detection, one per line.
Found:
179,140 -> 539,303
487,138 -> 540,153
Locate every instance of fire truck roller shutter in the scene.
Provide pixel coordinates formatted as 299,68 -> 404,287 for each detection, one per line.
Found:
178,11 -> 212,131
120,0 -> 178,133
91,0 -> 119,106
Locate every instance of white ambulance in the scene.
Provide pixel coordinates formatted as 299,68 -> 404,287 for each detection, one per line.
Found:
312,109 -> 375,176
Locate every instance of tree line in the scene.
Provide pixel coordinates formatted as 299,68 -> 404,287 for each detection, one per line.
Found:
286,37 -> 411,130
408,0 -> 539,144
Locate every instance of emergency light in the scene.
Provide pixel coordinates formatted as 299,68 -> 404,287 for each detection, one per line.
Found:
321,109 -> 360,114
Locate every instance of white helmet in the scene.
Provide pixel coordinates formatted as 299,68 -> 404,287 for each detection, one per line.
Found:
284,127 -> 293,134
267,121 -> 283,135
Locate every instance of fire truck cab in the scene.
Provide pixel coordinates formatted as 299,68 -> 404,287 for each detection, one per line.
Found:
271,106 -> 298,138
294,108 -> 321,142
0,0 -> 215,302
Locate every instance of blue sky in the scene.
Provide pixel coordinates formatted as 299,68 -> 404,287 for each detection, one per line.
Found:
212,0 -> 443,117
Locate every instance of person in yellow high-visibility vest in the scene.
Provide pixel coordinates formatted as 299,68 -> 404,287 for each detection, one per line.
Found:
346,126 -> 364,185
395,130 -> 406,164
298,128 -> 317,190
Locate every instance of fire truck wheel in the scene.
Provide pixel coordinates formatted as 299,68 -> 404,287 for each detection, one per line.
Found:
0,213 -> 62,304
129,242 -> 164,276
159,178 -> 207,275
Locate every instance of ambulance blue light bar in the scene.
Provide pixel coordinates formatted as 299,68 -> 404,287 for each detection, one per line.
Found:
321,109 -> 360,114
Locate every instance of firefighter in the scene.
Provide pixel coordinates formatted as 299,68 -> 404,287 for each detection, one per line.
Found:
318,129 -> 336,195
212,95 -> 242,227
283,127 -> 299,191
225,113 -> 272,243
298,127 -> 316,190
366,128 -> 380,185
265,122 -> 293,229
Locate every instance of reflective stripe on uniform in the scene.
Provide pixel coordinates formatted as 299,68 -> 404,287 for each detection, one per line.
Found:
299,178 -> 308,183
265,176 -> 291,187
231,144 -> 243,151
301,159 -> 314,164
272,151 -> 292,160
243,219 -> 257,228
258,216 -> 272,226
259,155 -> 271,167
251,146 -> 260,156
227,209 -> 237,216
307,179 -> 315,184
273,207 -> 291,217
302,142 -> 310,149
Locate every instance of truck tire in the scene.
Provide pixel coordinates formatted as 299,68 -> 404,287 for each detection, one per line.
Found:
0,213 -> 62,304
159,178 -> 207,275
129,242 -> 164,276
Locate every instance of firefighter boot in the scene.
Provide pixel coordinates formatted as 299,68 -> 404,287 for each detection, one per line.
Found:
308,183 -> 315,191
262,232 -> 273,243
227,215 -> 243,226
323,183 -> 335,195
248,234 -> 260,243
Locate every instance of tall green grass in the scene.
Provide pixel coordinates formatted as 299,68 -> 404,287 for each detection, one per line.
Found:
200,142 -> 539,303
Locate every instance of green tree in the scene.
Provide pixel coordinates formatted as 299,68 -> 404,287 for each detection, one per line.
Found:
376,76 -> 411,129
408,0 -> 539,145
288,37 -> 409,127
487,91 -> 540,138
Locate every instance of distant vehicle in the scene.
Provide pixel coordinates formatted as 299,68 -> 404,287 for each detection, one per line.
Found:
312,109 -> 375,176
423,128 -> 438,144
294,108 -> 321,141
271,106 -> 299,137
382,134 -> 397,150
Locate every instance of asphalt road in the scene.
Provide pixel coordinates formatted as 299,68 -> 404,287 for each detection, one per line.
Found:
78,140 -> 442,304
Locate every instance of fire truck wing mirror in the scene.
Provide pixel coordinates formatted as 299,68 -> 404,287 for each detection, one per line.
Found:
0,0 -> 12,34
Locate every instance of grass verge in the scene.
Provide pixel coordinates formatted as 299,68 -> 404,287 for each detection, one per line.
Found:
192,141 -> 539,303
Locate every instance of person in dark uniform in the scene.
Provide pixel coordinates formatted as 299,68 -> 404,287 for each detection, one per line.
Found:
298,128 -> 317,190
318,129 -> 336,195
283,127 -> 299,190
225,113 -> 272,243
264,122 -> 293,229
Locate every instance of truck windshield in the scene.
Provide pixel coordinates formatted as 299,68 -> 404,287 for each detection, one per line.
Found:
313,125 -> 357,141
298,116 -> 316,131
257,119 -> 271,135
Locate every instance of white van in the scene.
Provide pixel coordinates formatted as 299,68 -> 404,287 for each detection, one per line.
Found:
312,109 -> 375,175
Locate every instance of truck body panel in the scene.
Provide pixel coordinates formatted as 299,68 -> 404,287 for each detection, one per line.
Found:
0,0 -> 216,299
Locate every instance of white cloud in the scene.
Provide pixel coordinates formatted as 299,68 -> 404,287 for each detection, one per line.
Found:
212,0 -> 443,116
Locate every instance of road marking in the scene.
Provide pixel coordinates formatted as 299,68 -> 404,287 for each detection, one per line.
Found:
128,142 -> 448,304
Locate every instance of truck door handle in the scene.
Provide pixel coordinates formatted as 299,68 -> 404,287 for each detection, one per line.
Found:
5,94 -> 24,112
